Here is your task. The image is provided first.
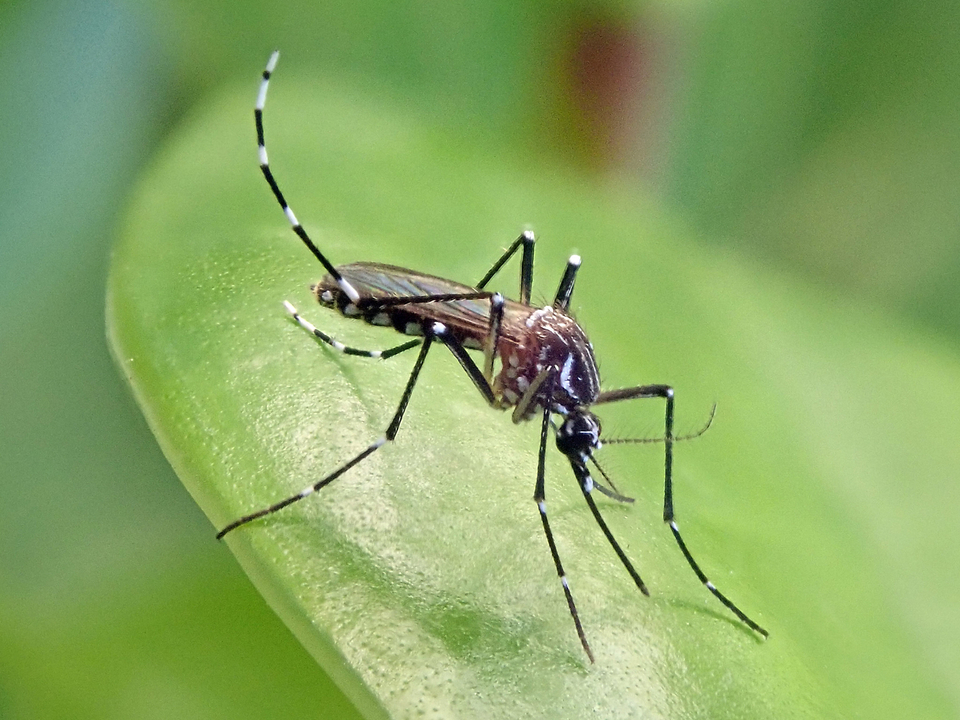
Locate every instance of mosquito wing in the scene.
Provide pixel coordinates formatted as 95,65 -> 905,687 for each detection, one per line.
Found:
335,262 -> 531,343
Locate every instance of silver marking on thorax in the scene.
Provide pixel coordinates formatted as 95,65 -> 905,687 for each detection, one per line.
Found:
559,352 -> 576,393
525,305 -> 552,329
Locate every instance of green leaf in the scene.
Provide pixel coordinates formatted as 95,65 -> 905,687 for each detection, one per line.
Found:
107,69 -> 958,718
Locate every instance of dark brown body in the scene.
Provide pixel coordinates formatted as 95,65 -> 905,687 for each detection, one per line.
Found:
314,262 -> 601,420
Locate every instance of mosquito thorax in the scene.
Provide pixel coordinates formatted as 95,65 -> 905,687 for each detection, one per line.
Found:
496,305 -> 600,420
555,410 -> 602,457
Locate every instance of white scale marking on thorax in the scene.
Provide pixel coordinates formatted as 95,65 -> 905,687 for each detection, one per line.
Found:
559,352 -> 576,393
525,306 -> 552,328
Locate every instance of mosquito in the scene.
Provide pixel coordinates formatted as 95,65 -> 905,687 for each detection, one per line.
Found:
217,50 -> 768,662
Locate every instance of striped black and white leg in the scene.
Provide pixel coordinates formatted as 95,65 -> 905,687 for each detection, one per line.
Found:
217,333 -> 435,539
656,387 -> 769,637
256,50 -> 360,304
476,230 -> 536,306
594,384 -> 769,637
553,255 -> 581,311
533,407 -> 594,662
571,458 -> 649,596
284,301 -> 421,360
351,288 -> 507,384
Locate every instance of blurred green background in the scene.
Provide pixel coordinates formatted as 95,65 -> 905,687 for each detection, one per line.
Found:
2,0 -> 959,717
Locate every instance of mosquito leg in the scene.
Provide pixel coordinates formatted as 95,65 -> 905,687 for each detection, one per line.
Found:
428,323 -> 497,407
256,51 -> 359,303
342,289 -> 505,380
593,384 -> 768,637
355,227 -> 533,314
553,255 -> 581,311
571,458 -> 648,595
284,301 -> 421,359
359,291 -> 492,310
482,293 -> 505,383
668,517 -> 769,636
216,335 -> 435,539
532,408 -> 594,662
476,230 -> 536,305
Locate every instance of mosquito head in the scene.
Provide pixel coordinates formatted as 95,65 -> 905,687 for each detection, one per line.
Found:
555,409 -> 601,458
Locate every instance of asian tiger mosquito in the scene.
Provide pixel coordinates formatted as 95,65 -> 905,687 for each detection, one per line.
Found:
217,50 -> 769,662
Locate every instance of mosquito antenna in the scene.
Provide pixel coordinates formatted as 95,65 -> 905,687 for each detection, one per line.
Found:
602,403 -> 716,445
553,255 -> 580,310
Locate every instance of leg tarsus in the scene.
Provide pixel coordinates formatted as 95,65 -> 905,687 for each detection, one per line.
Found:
589,383 -> 768,637
476,230 -> 536,305
284,300 -> 421,359
216,336 -> 434,539
553,255 -> 581,311
573,459 -> 648,596
533,408 -> 594,662
667,519 -> 769,637
429,322 -> 498,406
